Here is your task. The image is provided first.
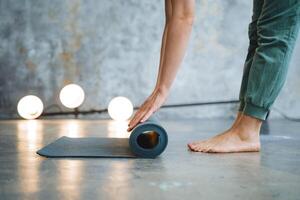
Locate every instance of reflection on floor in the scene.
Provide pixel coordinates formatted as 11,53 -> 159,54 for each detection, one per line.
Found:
0,119 -> 299,199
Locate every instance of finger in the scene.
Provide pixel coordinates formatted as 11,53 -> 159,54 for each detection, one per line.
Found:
128,105 -> 152,131
130,109 -> 146,125
127,109 -> 148,131
140,109 -> 154,122
128,108 -> 145,127
131,108 -> 149,127
128,97 -> 152,127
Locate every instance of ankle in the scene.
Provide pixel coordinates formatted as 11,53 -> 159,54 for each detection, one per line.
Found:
234,114 -> 262,141
239,114 -> 262,130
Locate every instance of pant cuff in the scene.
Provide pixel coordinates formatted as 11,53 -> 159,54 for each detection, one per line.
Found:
238,100 -> 245,112
243,102 -> 268,120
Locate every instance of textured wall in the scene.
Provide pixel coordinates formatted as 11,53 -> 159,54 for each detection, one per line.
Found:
0,0 -> 299,119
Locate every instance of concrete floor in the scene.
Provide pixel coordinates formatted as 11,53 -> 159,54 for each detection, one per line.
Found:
0,119 -> 300,200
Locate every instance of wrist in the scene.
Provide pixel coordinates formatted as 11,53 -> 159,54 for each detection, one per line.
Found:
154,85 -> 169,97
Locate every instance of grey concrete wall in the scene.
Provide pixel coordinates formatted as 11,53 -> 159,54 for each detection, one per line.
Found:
0,0 -> 299,119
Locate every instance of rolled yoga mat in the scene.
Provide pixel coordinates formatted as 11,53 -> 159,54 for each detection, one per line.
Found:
37,117 -> 168,158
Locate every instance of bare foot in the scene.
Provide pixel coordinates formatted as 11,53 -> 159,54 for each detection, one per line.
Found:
188,114 -> 261,153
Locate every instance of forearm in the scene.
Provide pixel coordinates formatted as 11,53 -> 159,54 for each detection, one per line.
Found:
155,16 -> 194,95
155,0 -> 172,95
156,23 -> 169,94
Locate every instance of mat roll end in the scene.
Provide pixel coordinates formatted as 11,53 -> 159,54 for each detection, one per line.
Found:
129,118 -> 168,158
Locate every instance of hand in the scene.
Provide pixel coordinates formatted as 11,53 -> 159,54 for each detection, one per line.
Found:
127,89 -> 168,132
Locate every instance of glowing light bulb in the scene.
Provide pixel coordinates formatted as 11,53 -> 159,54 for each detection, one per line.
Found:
59,84 -> 85,109
108,96 -> 133,121
17,95 -> 44,119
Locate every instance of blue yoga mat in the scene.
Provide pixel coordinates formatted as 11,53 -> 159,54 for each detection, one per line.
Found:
37,117 -> 168,158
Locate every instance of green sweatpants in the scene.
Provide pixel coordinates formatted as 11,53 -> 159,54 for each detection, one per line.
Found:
239,0 -> 300,120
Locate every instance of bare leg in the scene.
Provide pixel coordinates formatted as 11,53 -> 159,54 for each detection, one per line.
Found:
188,114 -> 261,153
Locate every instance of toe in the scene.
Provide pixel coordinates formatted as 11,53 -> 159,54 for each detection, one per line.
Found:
194,144 -> 206,152
190,144 -> 200,152
198,142 -> 209,152
192,147 -> 201,152
188,145 -> 196,151
188,141 -> 201,151
187,143 -> 195,150
202,144 -> 213,153
188,140 -> 212,152
189,141 -> 199,146
188,144 -> 198,152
